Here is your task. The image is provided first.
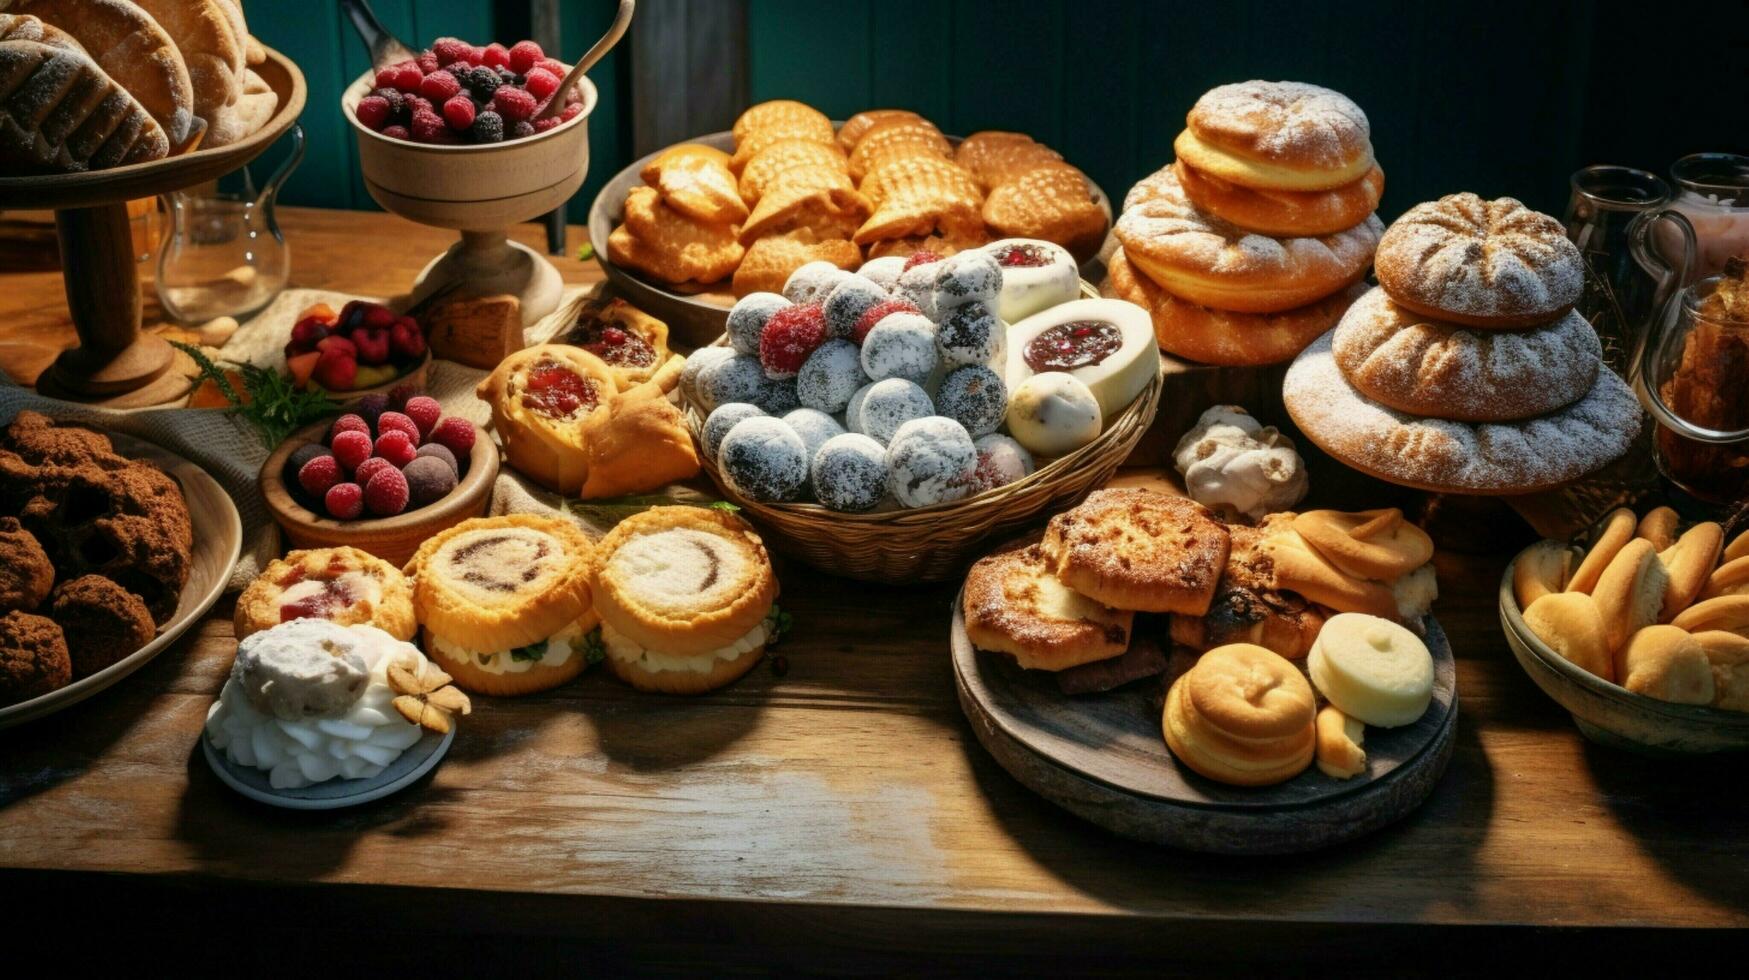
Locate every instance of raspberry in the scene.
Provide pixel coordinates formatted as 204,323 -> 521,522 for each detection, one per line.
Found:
330,429 -> 372,472
374,429 -> 417,467
389,61 -> 423,91
490,85 -> 536,122
297,455 -> 342,498
851,298 -> 920,345
431,37 -> 471,66
388,382 -> 418,410
410,110 -> 447,143
419,69 -> 460,101
560,102 -> 582,122
430,417 -> 476,457
523,67 -> 560,100
470,110 -> 504,143
759,303 -> 828,379
509,40 -> 544,74
323,482 -> 364,520
532,116 -> 560,133
328,414 -> 369,440
374,65 -> 400,89
353,456 -> 394,487
466,45 -> 487,65
364,467 -> 410,517
354,95 -> 390,130
481,42 -> 511,69
402,395 -> 442,439
405,94 -> 433,115
416,51 -> 439,74
381,124 -> 411,142
376,410 -> 420,443
442,94 -> 476,130
537,58 -> 566,78
463,65 -> 501,99
902,250 -> 942,271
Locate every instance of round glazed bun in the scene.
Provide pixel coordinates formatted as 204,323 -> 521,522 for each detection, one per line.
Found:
1177,80 -> 1373,192
1106,249 -> 1364,366
1174,160 -> 1384,237
590,506 -> 777,658
403,514 -> 595,654
1331,286 -> 1601,422
1374,193 -> 1584,328
1114,166 -> 1381,313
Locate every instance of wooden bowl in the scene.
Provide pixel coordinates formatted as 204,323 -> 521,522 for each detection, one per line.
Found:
1498,545 -> 1749,754
261,417 -> 499,567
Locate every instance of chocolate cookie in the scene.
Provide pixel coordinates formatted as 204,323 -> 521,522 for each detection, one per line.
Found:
0,610 -> 70,705
0,516 -> 53,612
50,575 -> 156,678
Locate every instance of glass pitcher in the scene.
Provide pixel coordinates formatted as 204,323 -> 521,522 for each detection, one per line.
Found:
1639,270 -> 1749,506
1564,165 -> 1674,375
156,125 -> 305,323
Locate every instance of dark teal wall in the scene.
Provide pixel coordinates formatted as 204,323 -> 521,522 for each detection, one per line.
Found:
264,1 -> 1740,227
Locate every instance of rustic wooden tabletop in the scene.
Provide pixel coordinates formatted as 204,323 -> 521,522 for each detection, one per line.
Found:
2,208 -> 1745,973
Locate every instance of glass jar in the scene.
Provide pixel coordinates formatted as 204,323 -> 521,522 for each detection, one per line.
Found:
1564,165 -> 1673,375
1663,153 -> 1749,277
1642,272 -> 1749,505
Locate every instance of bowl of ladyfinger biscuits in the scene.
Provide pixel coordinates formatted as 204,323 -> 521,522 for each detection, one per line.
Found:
1500,505 -> 1749,754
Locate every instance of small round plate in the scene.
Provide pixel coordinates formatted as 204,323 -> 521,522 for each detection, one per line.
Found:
201,725 -> 454,810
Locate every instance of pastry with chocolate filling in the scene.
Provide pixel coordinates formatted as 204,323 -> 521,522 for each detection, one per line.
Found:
0,610 -> 70,705
403,515 -> 598,697
234,547 -> 416,642
0,516 -> 54,612
49,575 -> 155,678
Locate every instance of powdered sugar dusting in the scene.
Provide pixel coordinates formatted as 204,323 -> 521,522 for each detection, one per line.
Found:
1376,194 -> 1583,320
1285,331 -> 1640,492
1188,81 -> 1370,169
1332,286 -> 1601,421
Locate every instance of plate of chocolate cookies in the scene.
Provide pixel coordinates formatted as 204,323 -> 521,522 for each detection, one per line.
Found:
0,412 -> 241,728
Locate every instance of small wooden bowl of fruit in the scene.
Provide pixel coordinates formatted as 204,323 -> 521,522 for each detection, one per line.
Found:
261,388 -> 498,566
284,299 -> 433,400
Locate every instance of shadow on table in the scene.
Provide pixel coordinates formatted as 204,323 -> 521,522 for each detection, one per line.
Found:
1583,738 -> 1749,911
956,699 -> 1497,920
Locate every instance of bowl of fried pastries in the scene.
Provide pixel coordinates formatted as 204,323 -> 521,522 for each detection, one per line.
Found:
0,412 -> 240,727
587,100 -> 1112,346
1500,505 -> 1749,755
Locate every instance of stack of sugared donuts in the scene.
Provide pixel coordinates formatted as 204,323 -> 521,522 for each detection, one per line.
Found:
1107,80 -> 1385,366
1283,193 -> 1644,495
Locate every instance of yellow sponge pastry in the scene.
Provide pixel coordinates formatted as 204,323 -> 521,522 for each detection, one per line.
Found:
1522,591 -> 1614,683
1615,625 -> 1713,705
1162,642 -> 1316,787
1307,612 -> 1433,728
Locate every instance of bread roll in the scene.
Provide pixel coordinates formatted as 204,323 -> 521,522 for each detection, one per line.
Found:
1669,594 -> 1749,637
1590,538 -> 1668,654
1566,508 -> 1636,595
1702,555 -> 1749,601
1657,521 -> 1722,622
130,0 -> 242,127
0,37 -> 168,172
1636,506 -> 1680,551
1514,539 -> 1577,611
1615,625 -> 1713,705
1692,630 -> 1749,712
1522,591 -> 1613,683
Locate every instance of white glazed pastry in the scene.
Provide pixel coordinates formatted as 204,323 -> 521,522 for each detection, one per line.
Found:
1004,298 -> 1156,417
1172,405 -> 1309,521
983,238 -> 1081,323
1307,612 -> 1434,728
1005,373 -> 1102,457
205,622 -> 432,790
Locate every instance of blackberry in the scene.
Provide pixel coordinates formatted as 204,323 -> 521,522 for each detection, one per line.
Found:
371,87 -> 407,119
495,65 -> 517,84
464,65 -> 501,99
470,110 -> 505,143
511,119 -> 536,140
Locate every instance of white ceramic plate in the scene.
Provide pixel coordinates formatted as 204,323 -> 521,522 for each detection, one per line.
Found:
0,430 -> 242,729
202,725 -> 454,810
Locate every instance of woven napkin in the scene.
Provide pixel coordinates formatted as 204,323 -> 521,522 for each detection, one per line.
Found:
0,284 -> 689,592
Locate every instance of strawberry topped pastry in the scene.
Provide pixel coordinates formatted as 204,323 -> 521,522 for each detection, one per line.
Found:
353,37 -> 584,146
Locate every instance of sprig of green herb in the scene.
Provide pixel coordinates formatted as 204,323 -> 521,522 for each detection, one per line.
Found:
172,341 -> 340,450
582,627 -> 606,665
764,604 -> 793,647
509,641 -> 547,663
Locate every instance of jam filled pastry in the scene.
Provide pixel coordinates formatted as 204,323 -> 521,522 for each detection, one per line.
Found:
234,547 -> 416,642
402,515 -> 598,696
590,507 -> 780,696
477,344 -> 618,495
561,296 -> 677,391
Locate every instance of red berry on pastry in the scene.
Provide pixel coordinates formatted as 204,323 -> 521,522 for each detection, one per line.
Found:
355,95 -> 391,131
374,430 -> 417,468
376,411 -> 420,444
353,456 -> 394,487
402,396 -> 442,439
851,298 -> 920,345
442,94 -> 475,130
364,466 -> 410,516
329,430 -> 373,472
323,482 -> 364,520
903,250 -> 942,271
329,414 -> 369,440
523,67 -> 559,100
430,417 -> 476,457
509,39 -> 544,74
298,455 -> 342,497
759,303 -> 828,379
490,85 -> 537,122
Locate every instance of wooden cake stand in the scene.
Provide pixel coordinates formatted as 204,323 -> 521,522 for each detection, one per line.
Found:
0,47 -> 306,408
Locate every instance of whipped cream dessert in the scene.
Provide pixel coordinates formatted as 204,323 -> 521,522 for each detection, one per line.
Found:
427,617 -> 594,675
205,620 -> 427,790
1173,405 -> 1309,521
601,618 -> 770,675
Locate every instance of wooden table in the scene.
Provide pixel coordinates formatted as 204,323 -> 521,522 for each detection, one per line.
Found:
2,208 -> 1746,973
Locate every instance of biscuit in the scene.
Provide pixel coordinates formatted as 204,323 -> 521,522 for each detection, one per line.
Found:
739,165 -> 869,244
48,574 -> 153,678
846,117 -> 949,182
640,143 -> 748,225
731,230 -> 862,298
1522,590 -> 1613,683
618,186 -> 746,284
837,108 -> 922,152
1291,508 -> 1432,583
982,160 -> 1108,262
1262,528 -> 1398,620
954,130 -> 1064,192
963,534 -> 1133,672
1040,488 -> 1229,615
738,137 -> 847,206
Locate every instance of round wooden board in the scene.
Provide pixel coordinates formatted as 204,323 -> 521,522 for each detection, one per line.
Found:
951,596 -> 1458,854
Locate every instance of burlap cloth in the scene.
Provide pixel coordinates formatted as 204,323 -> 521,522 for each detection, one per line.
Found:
1,286 -> 711,591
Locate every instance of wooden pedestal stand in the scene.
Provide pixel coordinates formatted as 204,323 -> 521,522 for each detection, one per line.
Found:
0,48 -> 306,408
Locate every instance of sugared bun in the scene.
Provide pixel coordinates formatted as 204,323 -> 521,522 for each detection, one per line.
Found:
1174,160 -> 1384,238
1374,194 -> 1583,329
1177,80 -> 1373,192
981,238 -> 1080,322
591,507 -> 778,695
403,515 -> 596,696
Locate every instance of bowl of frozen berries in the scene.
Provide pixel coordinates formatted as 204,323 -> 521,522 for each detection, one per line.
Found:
284,299 -> 431,399
341,36 -> 598,229
260,386 -> 499,565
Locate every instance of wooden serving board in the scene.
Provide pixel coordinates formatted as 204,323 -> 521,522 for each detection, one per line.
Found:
952,598 -> 1458,854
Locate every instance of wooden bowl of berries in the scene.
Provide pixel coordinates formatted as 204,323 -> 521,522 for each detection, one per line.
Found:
261,389 -> 498,567
284,299 -> 432,400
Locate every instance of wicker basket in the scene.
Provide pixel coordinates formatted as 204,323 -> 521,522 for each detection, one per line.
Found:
684,349 -> 1162,583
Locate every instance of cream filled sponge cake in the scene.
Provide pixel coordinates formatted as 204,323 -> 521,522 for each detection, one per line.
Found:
402,515 -> 598,696
590,506 -> 780,695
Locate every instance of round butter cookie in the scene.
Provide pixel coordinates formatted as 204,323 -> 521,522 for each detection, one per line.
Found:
235,547 -> 415,642
962,533 -> 1134,672
1283,331 -> 1643,494
1331,286 -> 1601,422
1374,193 -> 1583,328
1177,80 -> 1374,192
1114,166 -> 1381,313
1105,248 -> 1365,366
1174,159 -> 1384,238
1163,643 -> 1316,787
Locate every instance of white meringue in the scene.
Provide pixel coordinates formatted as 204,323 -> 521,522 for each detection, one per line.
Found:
1172,405 -> 1309,520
